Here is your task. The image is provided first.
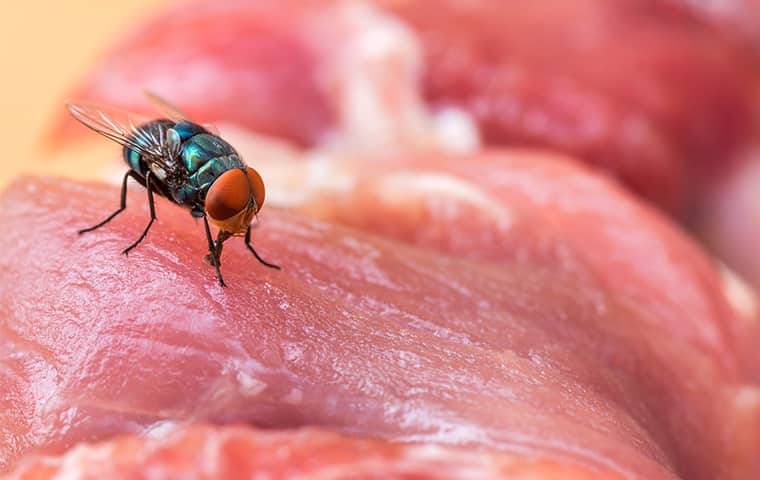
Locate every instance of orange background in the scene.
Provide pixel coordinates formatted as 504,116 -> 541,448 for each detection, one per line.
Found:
0,0 -> 168,187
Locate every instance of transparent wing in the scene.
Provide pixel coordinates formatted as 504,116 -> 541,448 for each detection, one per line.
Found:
203,123 -> 222,136
143,90 -> 187,122
67,102 -> 181,162
144,90 -> 221,135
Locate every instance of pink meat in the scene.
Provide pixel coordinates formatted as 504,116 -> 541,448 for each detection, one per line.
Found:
659,0 -> 760,51
698,150 -> 760,314
382,0 -> 759,211
0,168 -> 757,479
4,424 -> 620,480
51,0 -> 760,212
53,0 -> 337,147
227,137 -> 760,384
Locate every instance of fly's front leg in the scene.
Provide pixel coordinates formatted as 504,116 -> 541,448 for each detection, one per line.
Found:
79,170 -> 135,234
245,226 -> 280,270
203,214 -> 226,287
122,172 -> 157,255
205,230 -> 231,267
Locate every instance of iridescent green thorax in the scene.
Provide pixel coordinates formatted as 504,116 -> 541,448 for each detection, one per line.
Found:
175,132 -> 244,206
123,120 -> 244,210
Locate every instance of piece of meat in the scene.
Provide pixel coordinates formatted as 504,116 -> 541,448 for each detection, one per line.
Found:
51,0 -> 483,155
696,149 -> 760,320
56,0 -> 334,147
659,0 -> 760,52
21,2 -> 760,476
381,0 -> 759,211
0,172 -> 758,479
50,0 -> 760,212
227,133 -> 760,384
3,424 -> 617,480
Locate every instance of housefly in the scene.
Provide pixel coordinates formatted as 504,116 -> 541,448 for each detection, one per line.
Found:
67,92 -> 280,287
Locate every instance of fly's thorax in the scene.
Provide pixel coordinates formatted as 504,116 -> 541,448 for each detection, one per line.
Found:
172,120 -> 206,142
141,125 -> 234,207
171,154 -> 244,205
178,132 -> 243,190
181,133 -> 239,173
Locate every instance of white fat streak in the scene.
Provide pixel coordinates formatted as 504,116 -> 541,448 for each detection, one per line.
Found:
236,370 -> 268,397
379,171 -> 513,230
224,357 -> 268,398
432,107 -> 482,153
263,152 -> 356,208
299,447 -> 505,479
719,263 -> 758,320
194,354 -> 269,408
282,388 -> 304,405
402,444 -> 510,478
734,386 -> 760,409
318,1 -> 480,153
144,420 -> 184,440
51,441 -> 119,480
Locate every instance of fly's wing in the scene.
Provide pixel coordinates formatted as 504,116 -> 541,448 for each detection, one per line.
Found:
143,90 -> 187,123
67,102 -> 182,167
144,90 -> 221,135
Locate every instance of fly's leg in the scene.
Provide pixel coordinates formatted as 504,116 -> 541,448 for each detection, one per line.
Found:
122,172 -> 157,256
245,226 -> 281,270
79,170 -> 134,234
205,230 -> 231,266
203,214 -> 226,287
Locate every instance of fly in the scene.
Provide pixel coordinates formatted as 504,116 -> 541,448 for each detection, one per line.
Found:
67,91 -> 280,287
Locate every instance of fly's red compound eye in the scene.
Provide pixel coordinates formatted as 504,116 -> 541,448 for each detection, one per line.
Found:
205,167 -> 266,221
245,166 -> 266,212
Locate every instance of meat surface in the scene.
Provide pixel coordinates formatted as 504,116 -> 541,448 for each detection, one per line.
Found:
660,0 -> 760,51
0,172 -> 758,479
393,0 -> 760,209
698,153 -> 760,279
226,134 -> 760,384
4,424 -> 617,480
17,0 -> 760,478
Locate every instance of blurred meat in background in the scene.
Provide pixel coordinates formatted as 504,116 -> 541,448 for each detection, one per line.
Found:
3,1 -> 760,479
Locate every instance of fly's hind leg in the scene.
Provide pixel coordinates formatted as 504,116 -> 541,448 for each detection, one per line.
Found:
245,226 -> 280,270
79,170 -> 135,234
122,172 -> 157,256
